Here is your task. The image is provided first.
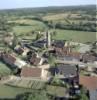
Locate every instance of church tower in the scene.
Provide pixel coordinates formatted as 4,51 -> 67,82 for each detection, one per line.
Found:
46,31 -> 51,48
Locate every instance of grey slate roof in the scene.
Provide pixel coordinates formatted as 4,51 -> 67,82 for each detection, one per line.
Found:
56,64 -> 77,77
53,40 -> 65,48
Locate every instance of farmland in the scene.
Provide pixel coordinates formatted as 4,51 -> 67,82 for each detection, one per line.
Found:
6,78 -> 45,89
51,29 -> 96,43
11,19 -> 47,36
10,17 -> 96,43
0,84 -> 33,99
43,13 -> 69,21
7,10 -> 95,42
0,5 -> 94,43
0,78 -> 45,99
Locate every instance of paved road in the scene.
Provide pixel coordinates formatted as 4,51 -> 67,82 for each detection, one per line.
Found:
0,76 -> 13,84
56,60 -> 84,65
56,60 -> 96,69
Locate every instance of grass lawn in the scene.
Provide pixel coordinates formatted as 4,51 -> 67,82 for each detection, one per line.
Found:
13,25 -> 47,36
18,33 -> 37,40
52,29 -> 96,43
7,79 -> 45,89
13,26 -> 36,36
0,84 -> 33,99
46,85 -> 68,97
0,44 -> 5,50
0,61 -> 11,76
9,19 -> 45,26
12,19 -> 47,36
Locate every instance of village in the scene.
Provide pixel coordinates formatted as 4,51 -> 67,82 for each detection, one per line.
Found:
0,30 -> 97,100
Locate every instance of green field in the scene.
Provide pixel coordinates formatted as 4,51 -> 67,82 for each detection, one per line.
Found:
46,85 -> 68,97
9,19 -> 45,26
13,26 -> 96,43
12,19 -> 47,36
0,79 -> 45,99
13,26 -> 34,35
0,62 -> 11,76
11,18 -> 96,43
7,79 -> 45,89
9,14 -> 96,43
0,84 -> 33,99
51,29 -> 96,43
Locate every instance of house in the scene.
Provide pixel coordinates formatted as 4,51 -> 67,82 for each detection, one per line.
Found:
82,53 -> 96,63
53,40 -> 73,55
53,63 -> 78,84
32,39 -> 47,48
3,33 -> 14,46
21,67 -> 42,79
29,53 -> 44,66
79,76 -> 97,100
64,52 -> 82,62
78,63 -> 86,70
30,57 -> 40,65
14,59 -> 27,68
14,45 -> 30,56
55,43 -> 97,64
2,53 -> 27,68
53,41 -> 82,62
55,47 -> 70,57
21,67 -> 48,80
30,57 -> 44,66
14,45 -> 24,54
55,64 -> 77,78
53,40 -> 66,56
2,53 -> 16,67
4,36 -> 14,46
52,40 -> 65,48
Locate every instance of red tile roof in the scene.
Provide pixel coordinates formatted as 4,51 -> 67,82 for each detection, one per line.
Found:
2,53 -> 16,64
79,76 -> 97,90
67,52 -> 81,59
21,67 -> 42,78
30,57 -> 41,66
55,47 -> 81,60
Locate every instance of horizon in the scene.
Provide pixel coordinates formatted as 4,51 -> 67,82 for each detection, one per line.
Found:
0,0 -> 96,10
0,4 -> 96,10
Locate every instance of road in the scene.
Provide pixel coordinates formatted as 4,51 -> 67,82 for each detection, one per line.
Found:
56,60 -> 84,65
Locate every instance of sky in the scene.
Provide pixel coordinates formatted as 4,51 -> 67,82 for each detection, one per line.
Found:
0,0 -> 96,9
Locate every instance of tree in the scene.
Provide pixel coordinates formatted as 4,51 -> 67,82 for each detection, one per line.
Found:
51,76 -> 68,87
75,87 -> 89,100
16,90 -> 50,100
35,33 -> 42,40
0,17 -> 12,32
27,91 -> 49,100
12,33 -> 18,49
31,30 -> 35,34
48,54 -> 56,66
